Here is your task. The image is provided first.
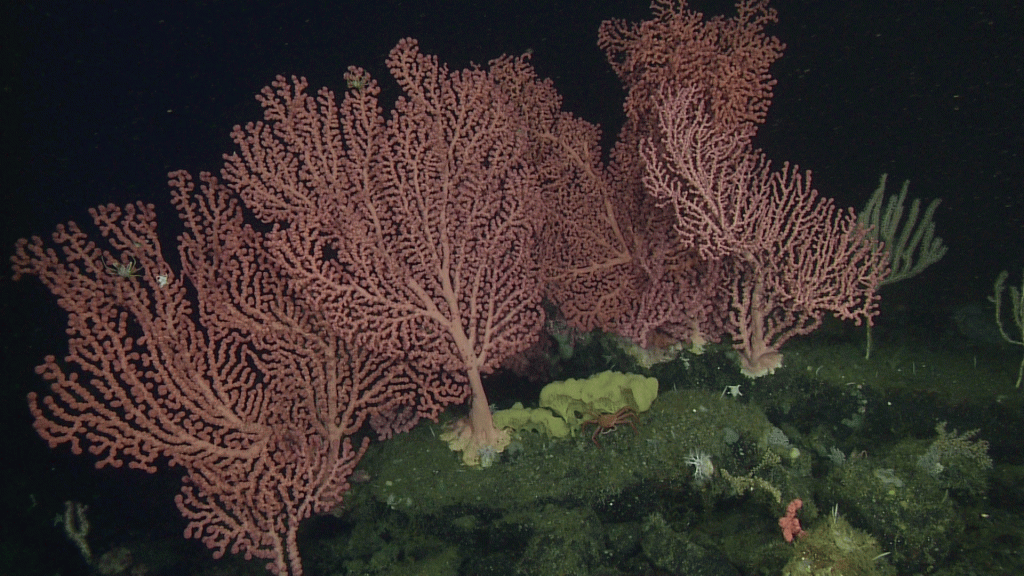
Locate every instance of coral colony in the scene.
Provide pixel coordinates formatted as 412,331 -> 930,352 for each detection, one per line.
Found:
14,1 -> 935,575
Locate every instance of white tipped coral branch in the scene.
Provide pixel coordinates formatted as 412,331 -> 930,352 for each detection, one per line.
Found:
991,268 -> 1024,387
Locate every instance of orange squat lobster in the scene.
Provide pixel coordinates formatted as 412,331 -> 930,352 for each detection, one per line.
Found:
580,406 -> 639,447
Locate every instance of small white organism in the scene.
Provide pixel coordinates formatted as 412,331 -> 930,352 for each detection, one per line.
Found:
685,449 -> 714,484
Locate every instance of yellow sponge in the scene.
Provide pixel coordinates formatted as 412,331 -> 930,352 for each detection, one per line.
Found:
539,371 -> 658,430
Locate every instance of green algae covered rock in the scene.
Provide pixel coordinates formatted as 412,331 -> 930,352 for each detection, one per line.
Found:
783,511 -> 894,576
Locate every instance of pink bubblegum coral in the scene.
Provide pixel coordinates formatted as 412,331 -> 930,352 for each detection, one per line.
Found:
587,2 -> 888,376
534,0 -> 787,350
14,173 -> 419,575
224,39 -> 550,466
643,88 -> 888,377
